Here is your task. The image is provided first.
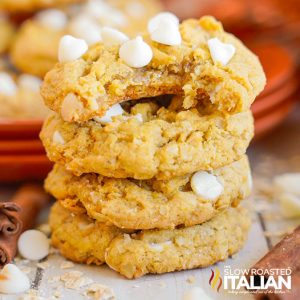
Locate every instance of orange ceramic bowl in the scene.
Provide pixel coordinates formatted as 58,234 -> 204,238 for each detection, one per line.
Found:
0,139 -> 45,155
254,98 -> 297,139
0,119 -> 43,139
0,154 -> 52,182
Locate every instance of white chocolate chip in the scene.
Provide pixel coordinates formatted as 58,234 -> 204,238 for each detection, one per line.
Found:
61,93 -> 84,122
18,74 -> 42,93
94,103 -> 124,124
101,27 -> 129,46
148,241 -> 172,252
183,287 -> 213,300
0,72 -> 17,96
278,193 -> 300,218
60,93 -> 83,122
58,35 -> 88,63
273,173 -> 300,218
134,113 -> 143,122
119,36 -> 153,68
35,9 -> 67,30
191,171 -> 223,200
18,230 -> 50,261
207,37 -> 236,66
53,130 -> 65,145
150,18 -> 181,46
0,264 -> 30,294
148,12 -> 179,33
68,16 -> 102,46
274,173 -> 300,196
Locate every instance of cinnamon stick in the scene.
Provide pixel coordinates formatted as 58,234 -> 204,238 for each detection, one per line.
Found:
0,184 -> 50,267
249,226 -> 300,300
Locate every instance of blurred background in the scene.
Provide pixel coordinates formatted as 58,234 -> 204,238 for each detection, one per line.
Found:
0,0 -> 299,182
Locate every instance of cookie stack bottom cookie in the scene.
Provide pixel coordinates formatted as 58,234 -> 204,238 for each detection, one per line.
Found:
46,155 -> 252,278
50,202 -> 250,279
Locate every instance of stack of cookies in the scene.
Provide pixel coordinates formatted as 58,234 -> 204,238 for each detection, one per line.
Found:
40,14 -> 266,279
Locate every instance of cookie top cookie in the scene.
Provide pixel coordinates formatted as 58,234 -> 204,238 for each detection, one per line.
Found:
0,15 -> 15,54
50,202 -> 250,278
0,0 -> 84,13
0,71 -> 49,119
40,97 -> 254,179
10,0 -> 162,77
45,156 -> 251,230
41,16 -> 266,122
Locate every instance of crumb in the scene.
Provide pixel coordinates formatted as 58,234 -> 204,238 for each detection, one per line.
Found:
37,261 -> 50,270
85,283 -> 115,300
19,266 -> 33,274
60,271 -> 93,290
60,261 -> 75,269
186,276 -> 195,284
158,281 -> 166,288
263,227 -> 294,238
48,276 -> 60,284
53,289 -> 61,298
19,289 -> 45,300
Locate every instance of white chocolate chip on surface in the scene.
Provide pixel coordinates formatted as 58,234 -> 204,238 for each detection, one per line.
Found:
101,27 -> 129,45
148,12 -> 179,33
68,16 -> 102,46
18,74 -> 42,93
207,37 -> 236,66
53,130 -> 65,145
61,93 -> 84,122
18,230 -> 50,261
119,36 -> 153,68
94,103 -> 124,124
150,18 -> 181,46
273,173 -> 300,218
0,72 -> 17,96
191,171 -> 223,200
35,9 -> 67,30
183,287 -> 213,300
0,264 -> 30,294
278,193 -> 300,218
274,173 -> 300,196
58,35 -> 88,63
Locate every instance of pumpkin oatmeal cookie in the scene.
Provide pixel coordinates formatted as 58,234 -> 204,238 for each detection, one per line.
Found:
45,156 -> 251,230
41,16 -> 266,122
40,97 -> 254,179
50,202 -> 251,279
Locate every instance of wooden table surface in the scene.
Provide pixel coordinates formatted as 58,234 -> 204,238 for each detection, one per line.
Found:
0,105 -> 299,300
